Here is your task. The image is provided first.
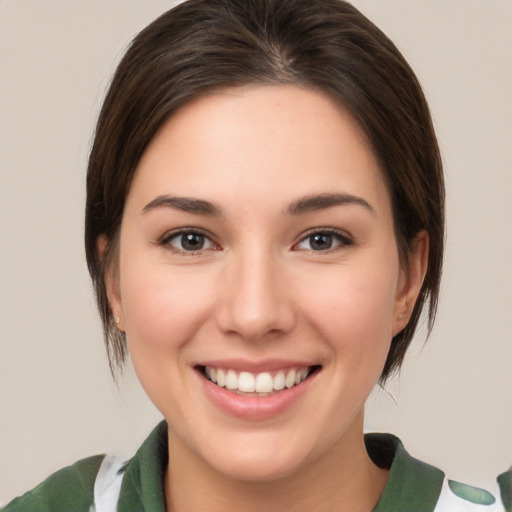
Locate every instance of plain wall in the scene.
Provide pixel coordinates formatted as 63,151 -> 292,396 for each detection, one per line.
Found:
1,0 -> 511,504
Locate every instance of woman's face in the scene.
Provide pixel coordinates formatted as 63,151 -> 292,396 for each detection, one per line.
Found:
108,86 -> 424,481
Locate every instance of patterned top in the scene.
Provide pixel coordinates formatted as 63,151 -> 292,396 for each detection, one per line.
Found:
3,422 -> 511,512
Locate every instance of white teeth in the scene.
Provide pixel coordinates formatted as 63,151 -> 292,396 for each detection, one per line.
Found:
238,372 -> 256,392
204,366 -> 312,393
216,369 -> 226,387
273,371 -> 285,391
285,369 -> 296,388
255,372 -> 273,393
225,370 -> 238,390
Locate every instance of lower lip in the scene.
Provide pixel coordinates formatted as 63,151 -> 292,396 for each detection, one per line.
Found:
198,370 -> 318,420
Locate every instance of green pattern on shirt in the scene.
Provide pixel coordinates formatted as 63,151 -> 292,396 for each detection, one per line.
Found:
448,479 -> 496,505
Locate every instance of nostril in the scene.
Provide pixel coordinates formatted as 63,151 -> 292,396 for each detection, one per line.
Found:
215,301 -> 297,341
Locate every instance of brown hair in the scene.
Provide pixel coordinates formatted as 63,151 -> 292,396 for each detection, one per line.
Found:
85,0 -> 444,381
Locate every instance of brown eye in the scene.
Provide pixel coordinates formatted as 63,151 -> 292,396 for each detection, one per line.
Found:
163,230 -> 216,252
295,230 -> 352,251
309,233 -> 333,250
180,233 -> 206,251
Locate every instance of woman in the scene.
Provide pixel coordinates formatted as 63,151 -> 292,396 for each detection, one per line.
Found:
3,0 -> 510,511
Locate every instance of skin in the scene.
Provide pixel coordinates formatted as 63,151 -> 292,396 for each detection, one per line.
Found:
104,85 -> 428,512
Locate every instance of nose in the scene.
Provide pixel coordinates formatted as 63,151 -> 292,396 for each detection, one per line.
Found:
215,247 -> 296,341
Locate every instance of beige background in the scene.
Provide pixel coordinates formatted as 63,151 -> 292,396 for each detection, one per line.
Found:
1,0 -> 511,504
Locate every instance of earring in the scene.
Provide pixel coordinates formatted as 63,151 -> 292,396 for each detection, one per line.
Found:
114,317 -> 120,325
398,313 -> 407,319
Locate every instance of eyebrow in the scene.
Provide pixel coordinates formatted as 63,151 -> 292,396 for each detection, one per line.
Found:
142,192 -> 374,217
142,195 -> 223,216
287,193 -> 374,215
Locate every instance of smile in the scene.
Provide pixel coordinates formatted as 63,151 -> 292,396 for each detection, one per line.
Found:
200,366 -> 320,396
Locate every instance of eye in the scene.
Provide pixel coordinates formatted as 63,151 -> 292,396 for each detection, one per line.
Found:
161,230 -> 218,253
294,230 -> 352,251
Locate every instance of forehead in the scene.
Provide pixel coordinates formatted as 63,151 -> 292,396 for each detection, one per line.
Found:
127,85 -> 390,216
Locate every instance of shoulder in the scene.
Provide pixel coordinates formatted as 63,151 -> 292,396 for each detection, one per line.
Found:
1,422 -> 168,512
366,433 -> 508,512
2,454 -> 104,512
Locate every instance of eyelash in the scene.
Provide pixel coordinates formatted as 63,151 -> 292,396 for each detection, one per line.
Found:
293,228 -> 353,252
157,227 -> 353,255
158,228 -> 219,255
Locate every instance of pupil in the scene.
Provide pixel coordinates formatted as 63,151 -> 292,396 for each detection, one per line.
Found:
182,233 -> 204,250
311,233 -> 332,250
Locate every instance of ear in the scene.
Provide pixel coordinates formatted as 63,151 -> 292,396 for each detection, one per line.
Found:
392,230 -> 429,336
97,234 -> 125,332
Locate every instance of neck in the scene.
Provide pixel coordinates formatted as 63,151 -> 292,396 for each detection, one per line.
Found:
164,412 -> 389,512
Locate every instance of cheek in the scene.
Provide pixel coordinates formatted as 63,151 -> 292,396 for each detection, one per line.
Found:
119,256 -> 218,355
118,257 -> 221,414
295,260 -> 399,360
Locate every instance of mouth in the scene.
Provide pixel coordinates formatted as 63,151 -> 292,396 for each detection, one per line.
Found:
197,365 -> 321,397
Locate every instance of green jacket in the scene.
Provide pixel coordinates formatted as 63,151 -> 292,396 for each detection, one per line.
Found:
3,422 -> 511,512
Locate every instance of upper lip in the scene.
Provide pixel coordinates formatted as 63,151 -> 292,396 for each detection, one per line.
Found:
195,358 -> 318,373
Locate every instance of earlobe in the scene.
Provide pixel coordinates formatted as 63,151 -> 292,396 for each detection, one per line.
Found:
97,235 -> 125,331
393,231 -> 429,334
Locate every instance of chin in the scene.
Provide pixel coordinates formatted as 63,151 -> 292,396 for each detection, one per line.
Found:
211,451 -> 307,483
195,429 -> 318,483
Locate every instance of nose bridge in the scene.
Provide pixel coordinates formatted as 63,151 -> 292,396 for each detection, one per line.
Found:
217,243 -> 294,340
